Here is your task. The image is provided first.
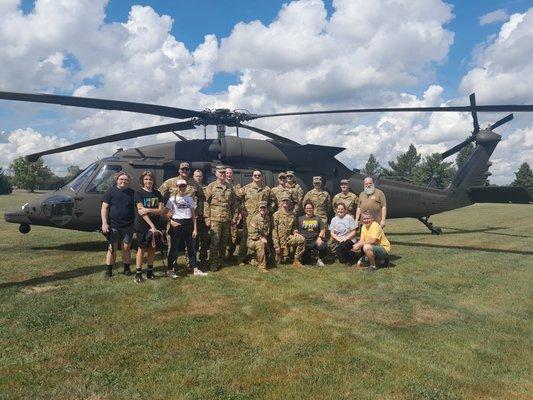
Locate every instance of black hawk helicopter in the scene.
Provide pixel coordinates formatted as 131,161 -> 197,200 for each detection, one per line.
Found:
1,90 -> 532,235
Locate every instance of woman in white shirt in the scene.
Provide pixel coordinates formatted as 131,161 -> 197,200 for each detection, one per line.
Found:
165,179 -> 206,277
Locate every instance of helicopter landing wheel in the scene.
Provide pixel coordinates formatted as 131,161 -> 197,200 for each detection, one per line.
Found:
430,227 -> 442,235
418,217 -> 442,235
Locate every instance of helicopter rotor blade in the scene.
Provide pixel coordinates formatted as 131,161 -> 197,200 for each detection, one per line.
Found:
236,123 -> 299,145
25,121 -> 196,162
489,113 -> 514,130
469,93 -> 480,133
441,136 -> 475,160
0,91 -> 202,119
248,104 -> 533,120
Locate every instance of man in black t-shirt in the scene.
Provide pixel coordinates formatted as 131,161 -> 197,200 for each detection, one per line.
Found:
101,171 -> 135,277
297,201 -> 327,266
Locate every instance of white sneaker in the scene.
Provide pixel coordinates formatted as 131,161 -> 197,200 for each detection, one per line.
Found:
171,271 -> 180,279
193,268 -> 208,276
316,258 -> 325,267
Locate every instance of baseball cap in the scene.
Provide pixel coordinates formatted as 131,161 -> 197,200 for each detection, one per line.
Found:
179,162 -> 190,169
313,176 -> 322,183
340,179 -> 349,185
176,179 -> 187,186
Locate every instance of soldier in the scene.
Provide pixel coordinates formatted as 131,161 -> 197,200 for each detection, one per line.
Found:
272,194 -> 305,268
246,200 -> 272,272
303,176 -> 332,225
237,170 -> 274,264
225,167 -> 241,260
272,172 -> 298,212
193,169 -> 208,268
332,179 -> 358,218
285,170 -> 304,215
158,162 -> 201,203
355,177 -> 387,229
204,165 -> 237,271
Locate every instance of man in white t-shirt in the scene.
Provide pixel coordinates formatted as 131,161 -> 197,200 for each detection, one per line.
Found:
329,203 -> 358,265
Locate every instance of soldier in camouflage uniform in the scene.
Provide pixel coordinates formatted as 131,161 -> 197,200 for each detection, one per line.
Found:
303,176 -> 332,225
237,170 -> 274,264
246,201 -> 272,272
225,167 -> 242,260
204,165 -> 237,271
272,194 -> 305,268
272,172 -> 299,212
332,179 -> 358,218
193,169 -> 208,268
285,170 -> 304,215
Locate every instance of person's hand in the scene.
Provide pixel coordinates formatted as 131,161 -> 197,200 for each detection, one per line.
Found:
241,210 -> 248,219
101,223 -> 109,235
205,218 -> 211,228
149,227 -> 160,234
352,242 -> 361,251
138,207 -> 149,216
354,222 -> 359,230
316,237 -> 324,246
192,229 -> 198,239
275,246 -> 281,255
170,220 -> 181,227
380,220 -> 386,228
260,237 -> 268,244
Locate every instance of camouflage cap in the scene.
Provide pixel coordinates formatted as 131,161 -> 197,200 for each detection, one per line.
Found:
340,179 -> 349,185
179,162 -> 190,169
281,194 -> 292,202
278,172 -> 287,178
215,165 -> 225,172
259,201 -> 268,208
286,170 -> 295,176
313,176 -> 322,183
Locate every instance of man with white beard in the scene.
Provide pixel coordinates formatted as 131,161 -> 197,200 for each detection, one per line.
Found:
355,177 -> 387,229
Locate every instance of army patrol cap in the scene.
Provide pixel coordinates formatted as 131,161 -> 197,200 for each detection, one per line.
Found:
179,162 -> 190,169
281,194 -> 292,202
215,165 -> 225,172
278,172 -> 287,178
313,176 -> 322,183
259,201 -> 268,208
286,170 -> 295,176
340,179 -> 349,185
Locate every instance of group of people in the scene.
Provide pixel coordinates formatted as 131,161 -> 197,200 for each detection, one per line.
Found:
100,162 -> 391,283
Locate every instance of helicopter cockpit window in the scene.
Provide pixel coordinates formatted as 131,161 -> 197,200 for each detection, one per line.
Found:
65,162 -> 98,192
85,164 -> 123,194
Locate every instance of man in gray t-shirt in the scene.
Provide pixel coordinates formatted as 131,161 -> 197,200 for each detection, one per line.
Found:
329,203 -> 358,265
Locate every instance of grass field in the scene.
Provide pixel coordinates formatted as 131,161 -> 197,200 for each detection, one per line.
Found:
0,192 -> 532,399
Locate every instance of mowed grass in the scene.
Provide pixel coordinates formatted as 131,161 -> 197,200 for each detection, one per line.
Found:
0,192 -> 532,400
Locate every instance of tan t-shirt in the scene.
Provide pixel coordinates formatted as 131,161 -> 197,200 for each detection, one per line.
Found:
358,188 -> 386,223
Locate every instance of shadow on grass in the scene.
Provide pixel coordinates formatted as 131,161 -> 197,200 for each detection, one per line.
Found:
393,241 -> 533,256
389,225 -> 532,239
32,241 -> 106,252
0,264 -> 103,289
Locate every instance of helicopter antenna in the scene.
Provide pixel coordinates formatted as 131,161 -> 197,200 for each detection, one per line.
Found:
171,131 -> 188,141
216,124 -> 226,139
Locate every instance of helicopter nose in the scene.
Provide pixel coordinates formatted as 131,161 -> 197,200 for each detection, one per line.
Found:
4,210 -> 32,225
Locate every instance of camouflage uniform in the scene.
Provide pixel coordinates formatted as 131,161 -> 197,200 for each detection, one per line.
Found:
159,176 -> 201,204
272,185 -> 299,212
272,207 -> 305,264
332,191 -> 358,217
303,188 -> 332,224
195,183 -> 208,266
237,182 -> 274,262
226,180 -> 242,258
285,178 -> 304,215
247,211 -> 272,271
204,179 -> 236,269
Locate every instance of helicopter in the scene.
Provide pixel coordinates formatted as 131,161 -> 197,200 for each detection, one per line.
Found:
1,90 -> 532,235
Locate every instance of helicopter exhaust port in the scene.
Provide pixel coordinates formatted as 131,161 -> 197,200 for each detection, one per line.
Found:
19,224 -> 31,234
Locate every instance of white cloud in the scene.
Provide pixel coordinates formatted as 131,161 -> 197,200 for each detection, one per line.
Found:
479,9 -> 509,26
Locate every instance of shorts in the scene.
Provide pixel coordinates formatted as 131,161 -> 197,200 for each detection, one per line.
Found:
371,245 -> 389,260
108,226 -> 134,245
137,229 -> 166,249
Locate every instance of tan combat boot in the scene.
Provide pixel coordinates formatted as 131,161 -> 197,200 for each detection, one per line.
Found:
292,259 -> 303,269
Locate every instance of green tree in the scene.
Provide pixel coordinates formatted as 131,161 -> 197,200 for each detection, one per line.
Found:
362,154 -> 382,177
66,165 -> 82,181
511,162 -> 533,191
414,153 -> 456,189
455,142 -> 475,169
382,144 -> 421,180
10,157 -> 53,193
0,167 -> 13,194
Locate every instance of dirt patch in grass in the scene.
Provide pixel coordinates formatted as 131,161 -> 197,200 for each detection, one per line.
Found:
152,296 -> 234,322
21,285 -> 62,294
369,305 -> 460,327
322,291 -> 371,304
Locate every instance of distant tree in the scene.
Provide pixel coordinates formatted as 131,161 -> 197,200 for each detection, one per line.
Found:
382,144 -> 421,180
362,154 -> 382,177
413,153 -> 456,189
0,167 -> 13,194
10,157 -> 53,192
455,142 -> 475,169
511,162 -> 533,191
66,165 -> 82,181
41,174 -> 67,190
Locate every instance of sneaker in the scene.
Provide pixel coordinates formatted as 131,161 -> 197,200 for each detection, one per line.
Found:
380,258 -> 390,268
209,264 -> 219,272
193,268 -> 208,276
123,267 -> 132,276
171,270 -> 180,279
146,270 -> 155,280
316,258 -> 325,267
134,273 -> 143,284
365,265 -> 377,273
105,270 -> 113,278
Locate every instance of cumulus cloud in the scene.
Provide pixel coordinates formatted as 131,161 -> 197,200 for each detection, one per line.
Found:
479,9 -> 509,26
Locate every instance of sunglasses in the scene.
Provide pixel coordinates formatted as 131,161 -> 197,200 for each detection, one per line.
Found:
259,206 -> 267,209
253,174 -> 262,177
279,177 -> 287,180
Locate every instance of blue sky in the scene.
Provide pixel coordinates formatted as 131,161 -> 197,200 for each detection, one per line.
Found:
3,0 -> 532,182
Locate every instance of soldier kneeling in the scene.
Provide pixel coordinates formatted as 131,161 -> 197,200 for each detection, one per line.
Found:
246,201 -> 272,272
273,195 -> 305,268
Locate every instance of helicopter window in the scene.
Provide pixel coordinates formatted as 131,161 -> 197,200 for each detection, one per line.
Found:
65,162 -> 98,192
85,164 -> 123,194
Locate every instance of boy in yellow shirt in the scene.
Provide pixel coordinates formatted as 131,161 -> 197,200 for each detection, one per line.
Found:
353,211 -> 391,271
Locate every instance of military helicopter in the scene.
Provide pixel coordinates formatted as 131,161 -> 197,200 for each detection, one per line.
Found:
1,90 -> 532,235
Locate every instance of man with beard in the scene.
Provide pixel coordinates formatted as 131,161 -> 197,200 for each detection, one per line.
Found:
225,167 -> 241,261
355,177 -> 387,229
